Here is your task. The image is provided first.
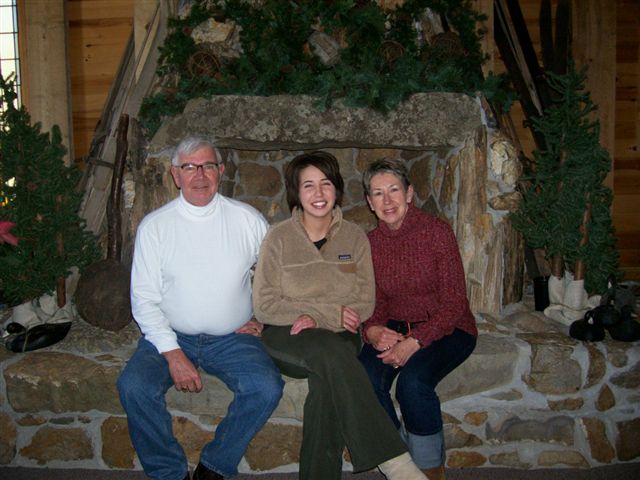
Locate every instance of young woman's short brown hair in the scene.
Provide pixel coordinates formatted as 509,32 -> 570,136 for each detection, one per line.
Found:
284,151 -> 344,212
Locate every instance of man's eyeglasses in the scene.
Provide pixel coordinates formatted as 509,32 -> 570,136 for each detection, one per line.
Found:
178,162 -> 220,174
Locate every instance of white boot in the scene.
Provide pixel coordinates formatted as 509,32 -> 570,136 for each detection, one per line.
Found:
378,452 -> 427,480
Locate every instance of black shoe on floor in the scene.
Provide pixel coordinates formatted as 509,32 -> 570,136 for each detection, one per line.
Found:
192,463 -> 224,480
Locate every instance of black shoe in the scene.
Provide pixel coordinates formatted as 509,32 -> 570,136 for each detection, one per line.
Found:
607,305 -> 640,342
569,310 -> 605,342
4,321 -> 72,352
193,463 -> 224,480
591,303 -> 620,328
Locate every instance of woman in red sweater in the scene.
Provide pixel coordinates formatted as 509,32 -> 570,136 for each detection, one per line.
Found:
359,158 -> 477,480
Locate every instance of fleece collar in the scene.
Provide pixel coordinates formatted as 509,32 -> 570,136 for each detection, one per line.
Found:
291,206 -> 343,241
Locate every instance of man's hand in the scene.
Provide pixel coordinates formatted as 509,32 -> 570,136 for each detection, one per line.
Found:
366,325 -> 404,352
235,318 -> 264,337
163,348 -> 202,393
290,314 -> 317,335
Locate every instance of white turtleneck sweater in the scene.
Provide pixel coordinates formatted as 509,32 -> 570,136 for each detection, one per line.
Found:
131,192 -> 269,353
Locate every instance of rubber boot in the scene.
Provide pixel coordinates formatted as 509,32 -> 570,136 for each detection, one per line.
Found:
378,452 -> 427,480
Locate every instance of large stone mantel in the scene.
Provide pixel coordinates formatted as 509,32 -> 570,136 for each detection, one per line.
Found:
151,93 -> 482,152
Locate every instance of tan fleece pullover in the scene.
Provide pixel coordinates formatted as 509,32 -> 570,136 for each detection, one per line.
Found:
253,207 -> 375,332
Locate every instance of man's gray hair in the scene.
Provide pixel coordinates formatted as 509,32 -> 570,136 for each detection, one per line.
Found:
172,136 -> 222,166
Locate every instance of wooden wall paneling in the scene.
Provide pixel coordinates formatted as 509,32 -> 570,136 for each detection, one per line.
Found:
573,0 -> 617,190
68,0 -> 134,162
614,0 -> 639,280
20,0 -> 73,164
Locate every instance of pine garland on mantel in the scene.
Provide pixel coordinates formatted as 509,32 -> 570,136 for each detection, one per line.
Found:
139,0 -> 512,137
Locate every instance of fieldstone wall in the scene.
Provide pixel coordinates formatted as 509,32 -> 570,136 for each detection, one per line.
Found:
1,301 -> 639,472
122,93 -> 523,314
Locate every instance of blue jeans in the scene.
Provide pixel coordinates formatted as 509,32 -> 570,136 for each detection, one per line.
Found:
358,328 -> 476,435
117,332 -> 284,480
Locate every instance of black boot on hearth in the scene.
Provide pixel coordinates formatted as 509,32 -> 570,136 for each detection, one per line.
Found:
569,310 -> 605,342
607,305 -> 640,342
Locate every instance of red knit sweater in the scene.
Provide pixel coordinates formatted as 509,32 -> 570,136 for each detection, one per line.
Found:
363,204 -> 477,348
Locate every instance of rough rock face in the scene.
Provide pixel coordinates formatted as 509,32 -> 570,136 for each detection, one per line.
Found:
0,413 -> 16,464
1,307 -> 638,472
4,352 -> 123,414
152,93 -> 482,151
124,93 -> 523,315
19,426 -> 93,464
74,258 -> 132,332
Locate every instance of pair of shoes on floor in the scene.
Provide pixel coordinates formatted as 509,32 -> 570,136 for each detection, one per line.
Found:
423,465 -> 446,480
378,452 -> 427,479
570,304 -> 640,342
191,463 -> 224,480
570,275 -> 640,343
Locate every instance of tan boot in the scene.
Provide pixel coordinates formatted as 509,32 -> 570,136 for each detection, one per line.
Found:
423,465 -> 446,480
378,452 -> 427,480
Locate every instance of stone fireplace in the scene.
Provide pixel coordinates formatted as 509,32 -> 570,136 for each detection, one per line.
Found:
124,92 -> 524,315
2,92 -> 638,467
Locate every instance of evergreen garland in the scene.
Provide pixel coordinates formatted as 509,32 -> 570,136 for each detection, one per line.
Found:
139,0 -> 512,137
0,75 -> 100,306
511,62 -> 619,293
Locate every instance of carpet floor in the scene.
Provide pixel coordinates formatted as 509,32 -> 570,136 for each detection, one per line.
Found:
1,463 -> 639,480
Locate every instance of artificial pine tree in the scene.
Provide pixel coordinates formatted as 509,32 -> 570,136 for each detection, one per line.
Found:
512,61 -> 619,294
0,74 -> 100,307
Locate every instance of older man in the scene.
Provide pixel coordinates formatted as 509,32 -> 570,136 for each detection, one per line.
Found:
117,136 -> 283,480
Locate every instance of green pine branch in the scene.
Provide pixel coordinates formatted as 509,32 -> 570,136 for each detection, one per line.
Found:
0,74 -> 100,306
139,0 -> 510,137
511,61 -> 619,293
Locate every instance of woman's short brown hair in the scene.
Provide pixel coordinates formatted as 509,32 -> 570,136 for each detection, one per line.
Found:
284,151 -> 344,212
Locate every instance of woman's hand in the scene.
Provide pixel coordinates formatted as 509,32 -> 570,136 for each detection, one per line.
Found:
367,325 -> 405,351
341,306 -> 361,333
290,314 -> 317,335
377,336 -> 420,368
235,318 -> 263,336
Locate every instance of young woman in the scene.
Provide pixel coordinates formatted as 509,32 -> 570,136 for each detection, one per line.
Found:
253,152 -> 425,480
359,158 -> 478,480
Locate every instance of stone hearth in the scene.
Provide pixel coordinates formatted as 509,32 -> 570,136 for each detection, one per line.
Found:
1,297 -> 639,471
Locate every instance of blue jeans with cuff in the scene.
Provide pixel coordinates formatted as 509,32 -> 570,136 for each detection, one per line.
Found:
359,328 -> 476,467
117,332 -> 283,480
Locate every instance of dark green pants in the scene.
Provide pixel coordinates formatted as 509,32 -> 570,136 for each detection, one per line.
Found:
261,326 -> 407,480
